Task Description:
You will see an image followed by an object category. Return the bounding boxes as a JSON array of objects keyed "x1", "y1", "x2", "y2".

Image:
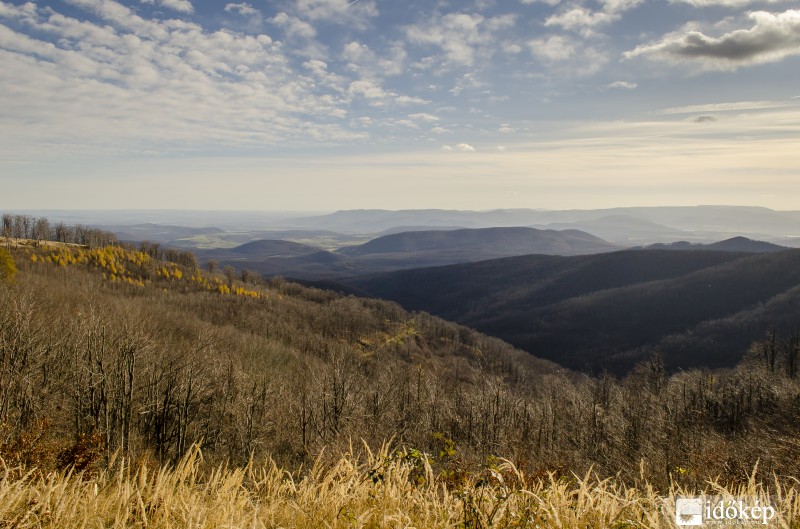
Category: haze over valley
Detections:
[{"x1": 5, "y1": 205, "x2": 800, "y2": 377}]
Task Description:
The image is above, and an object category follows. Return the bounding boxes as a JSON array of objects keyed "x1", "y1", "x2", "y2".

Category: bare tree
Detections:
[
  {"x1": 32, "y1": 218, "x2": 51, "y2": 246},
  {"x1": 223, "y1": 265, "x2": 237, "y2": 288},
  {"x1": 784, "y1": 330, "x2": 799, "y2": 379}
]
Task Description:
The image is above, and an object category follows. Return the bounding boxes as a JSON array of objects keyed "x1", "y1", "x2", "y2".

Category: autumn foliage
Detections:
[
  {"x1": 0, "y1": 247, "x2": 16, "y2": 284},
  {"x1": 0, "y1": 239, "x2": 797, "y2": 490}
]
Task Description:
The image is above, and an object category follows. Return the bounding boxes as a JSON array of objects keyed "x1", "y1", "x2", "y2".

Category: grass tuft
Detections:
[{"x1": 1, "y1": 445, "x2": 797, "y2": 528}]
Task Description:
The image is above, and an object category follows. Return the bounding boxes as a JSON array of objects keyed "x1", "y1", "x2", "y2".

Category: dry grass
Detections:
[
  {"x1": 0, "y1": 237, "x2": 82, "y2": 250},
  {"x1": 1, "y1": 445, "x2": 797, "y2": 529}
]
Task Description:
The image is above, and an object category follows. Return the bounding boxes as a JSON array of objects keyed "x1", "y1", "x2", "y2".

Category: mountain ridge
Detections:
[{"x1": 343, "y1": 248, "x2": 800, "y2": 373}]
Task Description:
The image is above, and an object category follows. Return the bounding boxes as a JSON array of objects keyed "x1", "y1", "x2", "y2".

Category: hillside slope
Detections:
[
  {"x1": 2, "y1": 241, "x2": 800, "y2": 488},
  {"x1": 345, "y1": 249, "x2": 800, "y2": 373},
  {"x1": 1, "y1": 242, "x2": 560, "y2": 467}
]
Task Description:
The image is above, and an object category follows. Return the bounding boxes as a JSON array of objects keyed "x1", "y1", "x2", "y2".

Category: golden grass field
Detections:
[{"x1": 1, "y1": 445, "x2": 798, "y2": 529}]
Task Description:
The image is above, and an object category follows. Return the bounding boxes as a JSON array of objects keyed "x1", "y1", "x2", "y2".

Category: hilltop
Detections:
[{"x1": 337, "y1": 227, "x2": 617, "y2": 258}]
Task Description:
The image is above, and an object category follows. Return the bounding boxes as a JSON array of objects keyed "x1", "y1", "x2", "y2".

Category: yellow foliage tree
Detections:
[{"x1": 0, "y1": 248, "x2": 17, "y2": 284}]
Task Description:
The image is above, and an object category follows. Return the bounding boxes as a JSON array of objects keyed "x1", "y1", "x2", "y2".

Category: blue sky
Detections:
[{"x1": 1, "y1": 0, "x2": 798, "y2": 211}]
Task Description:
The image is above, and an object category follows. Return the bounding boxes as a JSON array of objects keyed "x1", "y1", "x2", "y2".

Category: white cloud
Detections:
[
  {"x1": 545, "y1": 8, "x2": 618, "y2": 30},
  {"x1": 395, "y1": 94, "x2": 430, "y2": 105},
  {"x1": 160, "y1": 0, "x2": 193, "y2": 14},
  {"x1": 270, "y1": 12, "x2": 317, "y2": 39},
  {"x1": 544, "y1": 0, "x2": 643, "y2": 32},
  {"x1": 394, "y1": 119, "x2": 419, "y2": 128},
  {"x1": 409, "y1": 112, "x2": 439, "y2": 122},
  {"x1": 670, "y1": 0, "x2": 791, "y2": 6},
  {"x1": 528, "y1": 36, "x2": 609, "y2": 75},
  {"x1": 405, "y1": 12, "x2": 517, "y2": 67},
  {"x1": 225, "y1": 3, "x2": 260, "y2": 17},
  {"x1": 268, "y1": 11, "x2": 328, "y2": 57},
  {"x1": 141, "y1": 0, "x2": 194, "y2": 14},
  {"x1": 658, "y1": 100, "x2": 794, "y2": 114},
  {"x1": 292, "y1": 0, "x2": 378, "y2": 29},
  {"x1": 607, "y1": 81, "x2": 638, "y2": 89},
  {"x1": 346, "y1": 79, "x2": 427, "y2": 107},
  {"x1": 0, "y1": 0, "x2": 438, "y2": 157},
  {"x1": 520, "y1": 0, "x2": 561, "y2": 5},
  {"x1": 342, "y1": 40, "x2": 407, "y2": 78},
  {"x1": 529, "y1": 35, "x2": 576, "y2": 61},
  {"x1": 302, "y1": 59, "x2": 347, "y2": 92},
  {"x1": 624, "y1": 10, "x2": 800, "y2": 71},
  {"x1": 441, "y1": 143, "x2": 476, "y2": 152},
  {"x1": 348, "y1": 79, "x2": 390, "y2": 101}
]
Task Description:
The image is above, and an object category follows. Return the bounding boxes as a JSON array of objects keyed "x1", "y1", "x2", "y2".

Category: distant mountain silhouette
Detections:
[
  {"x1": 343, "y1": 249, "x2": 800, "y2": 374},
  {"x1": 535, "y1": 214, "x2": 687, "y2": 243},
  {"x1": 196, "y1": 228, "x2": 619, "y2": 279},
  {"x1": 95, "y1": 223, "x2": 225, "y2": 244},
  {"x1": 196, "y1": 239, "x2": 327, "y2": 271},
  {"x1": 223, "y1": 239, "x2": 322, "y2": 257},
  {"x1": 338, "y1": 227, "x2": 618, "y2": 258},
  {"x1": 375, "y1": 225, "x2": 465, "y2": 236},
  {"x1": 643, "y1": 236, "x2": 787, "y2": 253},
  {"x1": 289, "y1": 206, "x2": 800, "y2": 242}
]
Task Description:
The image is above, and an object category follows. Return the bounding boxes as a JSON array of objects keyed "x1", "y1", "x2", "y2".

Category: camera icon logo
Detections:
[{"x1": 676, "y1": 498, "x2": 703, "y2": 526}]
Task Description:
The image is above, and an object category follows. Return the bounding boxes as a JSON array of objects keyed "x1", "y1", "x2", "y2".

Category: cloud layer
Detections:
[
  {"x1": 625, "y1": 10, "x2": 800, "y2": 70},
  {"x1": 0, "y1": 0, "x2": 798, "y2": 212}
]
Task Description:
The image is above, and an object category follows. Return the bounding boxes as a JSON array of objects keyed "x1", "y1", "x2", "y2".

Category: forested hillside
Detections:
[
  {"x1": 347, "y1": 249, "x2": 800, "y2": 373},
  {"x1": 1, "y1": 237, "x2": 799, "y2": 491}
]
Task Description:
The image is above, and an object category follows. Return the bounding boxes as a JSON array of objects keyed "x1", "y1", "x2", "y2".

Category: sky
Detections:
[{"x1": 0, "y1": 0, "x2": 798, "y2": 211}]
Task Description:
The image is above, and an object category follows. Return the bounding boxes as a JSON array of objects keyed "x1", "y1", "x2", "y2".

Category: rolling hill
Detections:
[
  {"x1": 337, "y1": 227, "x2": 618, "y2": 258},
  {"x1": 344, "y1": 248, "x2": 800, "y2": 373},
  {"x1": 194, "y1": 227, "x2": 620, "y2": 279},
  {"x1": 201, "y1": 239, "x2": 323, "y2": 258}
]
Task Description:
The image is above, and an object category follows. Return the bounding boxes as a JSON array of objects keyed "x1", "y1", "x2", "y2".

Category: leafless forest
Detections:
[{"x1": 1, "y1": 215, "x2": 798, "y2": 494}]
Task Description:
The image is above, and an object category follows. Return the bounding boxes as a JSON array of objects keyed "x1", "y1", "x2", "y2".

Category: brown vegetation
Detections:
[
  {"x1": 0, "y1": 239, "x2": 797, "y2": 489},
  {"x1": 1, "y1": 445, "x2": 797, "y2": 528}
]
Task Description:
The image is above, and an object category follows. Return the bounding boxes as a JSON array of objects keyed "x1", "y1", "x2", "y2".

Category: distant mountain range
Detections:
[
  {"x1": 642, "y1": 236, "x2": 788, "y2": 253},
  {"x1": 342, "y1": 248, "x2": 800, "y2": 374},
  {"x1": 196, "y1": 227, "x2": 620, "y2": 278},
  {"x1": 534, "y1": 214, "x2": 688, "y2": 244},
  {"x1": 84, "y1": 206, "x2": 800, "y2": 251},
  {"x1": 289, "y1": 206, "x2": 800, "y2": 244}
]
